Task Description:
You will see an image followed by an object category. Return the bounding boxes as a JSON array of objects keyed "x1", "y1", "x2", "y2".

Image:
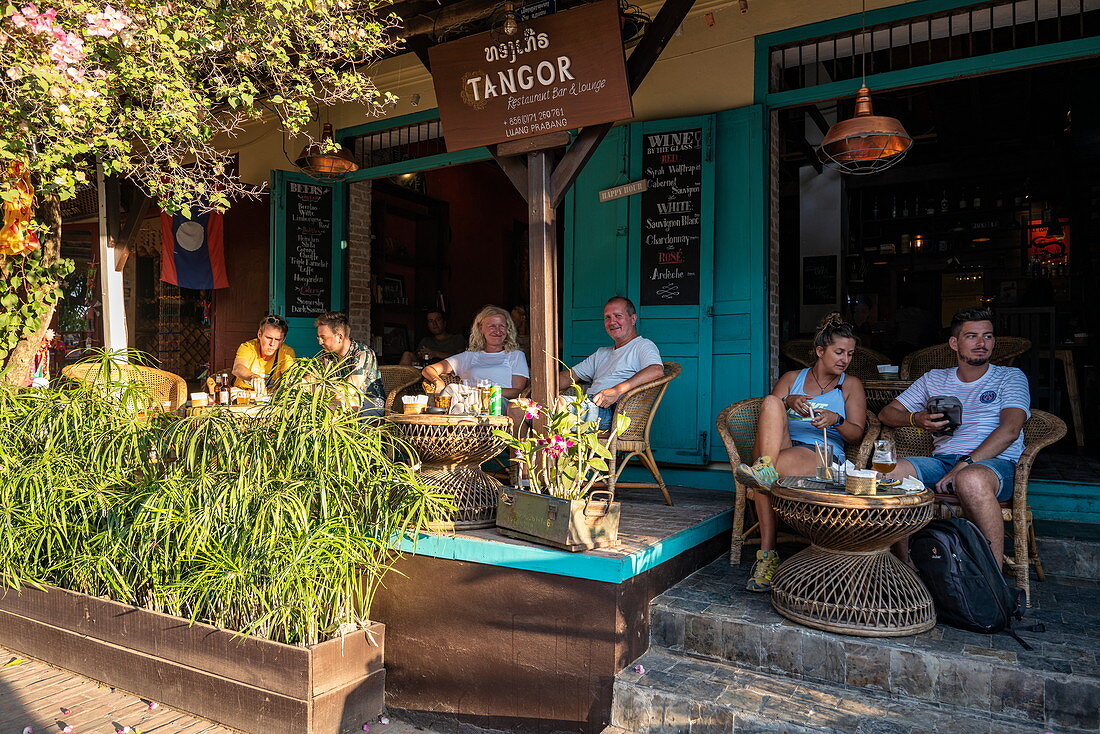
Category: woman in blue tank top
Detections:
[{"x1": 735, "y1": 313, "x2": 868, "y2": 592}]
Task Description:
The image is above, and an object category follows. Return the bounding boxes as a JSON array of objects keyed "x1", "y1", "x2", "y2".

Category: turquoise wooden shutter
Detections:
[
  {"x1": 629, "y1": 115, "x2": 715, "y2": 464},
  {"x1": 269, "y1": 170, "x2": 347, "y2": 357},
  {"x1": 710, "y1": 105, "x2": 768, "y2": 460}
]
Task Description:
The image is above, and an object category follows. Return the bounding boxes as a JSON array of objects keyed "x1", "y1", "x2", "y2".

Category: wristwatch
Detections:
[
  {"x1": 959, "y1": 454, "x2": 974, "y2": 465},
  {"x1": 833, "y1": 414, "x2": 844, "y2": 427}
]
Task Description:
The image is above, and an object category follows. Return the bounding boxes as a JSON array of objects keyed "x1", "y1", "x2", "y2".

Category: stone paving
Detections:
[{"x1": 612, "y1": 544, "x2": 1100, "y2": 734}]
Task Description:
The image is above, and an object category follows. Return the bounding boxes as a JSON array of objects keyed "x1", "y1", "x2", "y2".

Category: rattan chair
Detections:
[
  {"x1": 881, "y1": 409, "x2": 1066, "y2": 603},
  {"x1": 899, "y1": 336, "x2": 1031, "y2": 381},
  {"x1": 604, "y1": 362, "x2": 681, "y2": 506},
  {"x1": 62, "y1": 362, "x2": 188, "y2": 410},
  {"x1": 780, "y1": 339, "x2": 892, "y2": 382},
  {"x1": 716, "y1": 397, "x2": 879, "y2": 565},
  {"x1": 380, "y1": 365, "x2": 423, "y2": 413}
]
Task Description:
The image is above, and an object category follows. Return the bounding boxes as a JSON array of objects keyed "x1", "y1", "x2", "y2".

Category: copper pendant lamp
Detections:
[
  {"x1": 295, "y1": 122, "x2": 359, "y2": 177},
  {"x1": 817, "y1": 86, "x2": 913, "y2": 175}
]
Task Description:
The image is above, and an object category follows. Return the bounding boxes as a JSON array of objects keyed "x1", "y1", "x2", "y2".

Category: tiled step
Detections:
[
  {"x1": 614, "y1": 648, "x2": 1075, "y2": 734},
  {"x1": 649, "y1": 559, "x2": 1100, "y2": 731}
]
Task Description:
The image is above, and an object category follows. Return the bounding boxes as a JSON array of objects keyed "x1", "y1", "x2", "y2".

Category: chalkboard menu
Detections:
[
  {"x1": 640, "y1": 128, "x2": 702, "y2": 306},
  {"x1": 283, "y1": 180, "x2": 334, "y2": 318}
]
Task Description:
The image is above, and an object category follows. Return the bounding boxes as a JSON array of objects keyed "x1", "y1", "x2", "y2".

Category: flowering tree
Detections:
[{"x1": 0, "y1": 0, "x2": 401, "y2": 382}]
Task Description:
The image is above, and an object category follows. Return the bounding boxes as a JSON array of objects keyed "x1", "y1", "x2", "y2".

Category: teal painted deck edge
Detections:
[{"x1": 398, "y1": 509, "x2": 732, "y2": 583}]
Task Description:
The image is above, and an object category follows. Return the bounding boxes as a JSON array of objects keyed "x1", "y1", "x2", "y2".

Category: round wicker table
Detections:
[
  {"x1": 385, "y1": 413, "x2": 511, "y2": 531},
  {"x1": 769, "y1": 477, "x2": 936, "y2": 637}
]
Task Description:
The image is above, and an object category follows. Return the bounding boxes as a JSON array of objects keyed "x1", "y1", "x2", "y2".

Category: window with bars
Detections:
[
  {"x1": 769, "y1": 0, "x2": 1100, "y2": 94},
  {"x1": 347, "y1": 117, "x2": 448, "y2": 168}
]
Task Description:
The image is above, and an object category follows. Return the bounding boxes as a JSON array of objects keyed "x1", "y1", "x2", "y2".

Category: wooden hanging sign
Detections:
[{"x1": 428, "y1": 0, "x2": 633, "y2": 152}]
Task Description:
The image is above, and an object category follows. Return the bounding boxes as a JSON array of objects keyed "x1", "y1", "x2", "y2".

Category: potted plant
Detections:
[
  {"x1": 0, "y1": 350, "x2": 451, "y2": 733},
  {"x1": 492, "y1": 386, "x2": 629, "y2": 551}
]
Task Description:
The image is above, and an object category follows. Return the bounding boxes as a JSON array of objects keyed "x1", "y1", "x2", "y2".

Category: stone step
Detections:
[
  {"x1": 649, "y1": 558, "x2": 1100, "y2": 731},
  {"x1": 614, "y1": 648, "x2": 1080, "y2": 734},
  {"x1": 1037, "y1": 534, "x2": 1100, "y2": 584}
]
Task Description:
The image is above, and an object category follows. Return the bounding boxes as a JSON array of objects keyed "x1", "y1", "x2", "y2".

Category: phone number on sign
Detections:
[{"x1": 506, "y1": 108, "x2": 566, "y2": 126}]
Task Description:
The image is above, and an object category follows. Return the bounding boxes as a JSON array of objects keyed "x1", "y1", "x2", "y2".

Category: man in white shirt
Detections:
[
  {"x1": 878, "y1": 308, "x2": 1030, "y2": 564},
  {"x1": 558, "y1": 297, "x2": 664, "y2": 430}
]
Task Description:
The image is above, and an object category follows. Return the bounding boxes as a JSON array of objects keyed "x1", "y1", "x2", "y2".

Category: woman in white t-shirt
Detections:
[{"x1": 422, "y1": 305, "x2": 530, "y2": 398}]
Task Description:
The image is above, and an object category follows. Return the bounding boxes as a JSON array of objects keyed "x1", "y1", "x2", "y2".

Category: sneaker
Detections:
[
  {"x1": 735, "y1": 456, "x2": 779, "y2": 490},
  {"x1": 747, "y1": 549, "x2": 780, "y2": 592}
]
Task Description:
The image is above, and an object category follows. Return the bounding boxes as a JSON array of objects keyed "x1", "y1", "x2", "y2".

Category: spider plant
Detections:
[{"x1": 0, "y1": 350, "x2": 451, "y2": 646}]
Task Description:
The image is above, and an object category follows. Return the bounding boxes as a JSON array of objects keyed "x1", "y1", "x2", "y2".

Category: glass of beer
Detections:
[{"x1": 872, "y1": 439, "x2": 897, "y2": 478}]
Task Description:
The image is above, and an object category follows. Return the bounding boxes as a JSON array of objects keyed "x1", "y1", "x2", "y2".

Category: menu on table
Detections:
[
  {"x1": 640, "y1": 128, "x2": 702, "y2": 307},
  {"x1": 284, "y1": 181, "x2": 334, "y2": 318}
]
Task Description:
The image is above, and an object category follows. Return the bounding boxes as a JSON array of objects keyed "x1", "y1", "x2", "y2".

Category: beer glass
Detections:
[{"x1": 872, "y1": 439, "x2": 897, "y2": 478}]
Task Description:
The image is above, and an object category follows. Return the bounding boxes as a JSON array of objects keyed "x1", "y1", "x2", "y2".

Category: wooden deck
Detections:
[{"x1": 0, "y1": 645, "x2": 234, "y2": 734}]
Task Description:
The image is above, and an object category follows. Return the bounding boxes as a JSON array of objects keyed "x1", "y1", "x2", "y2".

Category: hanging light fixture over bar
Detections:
[
  {"x1": 295, "y1": 123, "x2": 359, "y2": 177},
  {"x1": 817, "y1": 86, "x2": 913, "y2": 175}
]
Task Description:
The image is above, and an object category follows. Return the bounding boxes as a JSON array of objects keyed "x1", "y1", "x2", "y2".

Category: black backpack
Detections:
[{"x1": 909, "y1": 518, "x2": 1030, "y2": 644}]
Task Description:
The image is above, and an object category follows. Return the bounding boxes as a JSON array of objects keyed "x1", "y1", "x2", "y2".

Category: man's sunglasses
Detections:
[{"x1": 262, "y1": 315, "x2": 288, "y2": 330}]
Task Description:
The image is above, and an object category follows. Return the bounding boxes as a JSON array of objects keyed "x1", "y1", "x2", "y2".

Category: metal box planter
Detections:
[{"x1": 496, "y1": 487, "x2": 620, "y2": 551}]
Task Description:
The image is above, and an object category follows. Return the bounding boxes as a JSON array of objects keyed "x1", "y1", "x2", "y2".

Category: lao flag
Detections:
[{"x1": 160, "y1": 210, "x2": 229, "y2": 289}]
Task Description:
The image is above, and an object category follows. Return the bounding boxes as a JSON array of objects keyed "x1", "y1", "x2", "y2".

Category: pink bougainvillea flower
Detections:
[
  {"x1": 633, "y1": 664, "x2": 645, "y2": 674},
  {"x1": 86, "y1": 5, "x2": 133, "y2": 36},
  {"x1": 61, "y1": 707, "x2": 73, "y2": 715},
  {"x1": 147, "y1": 701, "x2": 158, "y2": 710}
]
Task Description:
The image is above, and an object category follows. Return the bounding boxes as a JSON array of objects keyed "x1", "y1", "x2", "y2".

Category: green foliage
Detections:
[
  {"x1": 493, "y1": 385, "x2": 629, "y2": 501},
  {"x1": 0, "y1": 245, "x2": 73, "y2": 364},
  {"x1": 0, "y1": 350, "x2": 451, "y2": 645},
  {"x1": 0, "y1": 0, "x2": 400, "y2": 212}
]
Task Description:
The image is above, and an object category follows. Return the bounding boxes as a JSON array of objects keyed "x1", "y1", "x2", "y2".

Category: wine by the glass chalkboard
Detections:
[
  {"x1": 640, "y1": 128, "x2": 702, "y2": 306},
  {"x1": 284, "y1": 181, "x2": 334, "y2": 318}
]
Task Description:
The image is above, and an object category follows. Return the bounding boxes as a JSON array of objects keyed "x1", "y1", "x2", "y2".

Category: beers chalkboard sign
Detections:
[
  {"x1": 283, "y1": 180, "x2": 334, "y2": 318},
  {"x1": 640, "y1": 128, "x2": 702, "y2": 306}
]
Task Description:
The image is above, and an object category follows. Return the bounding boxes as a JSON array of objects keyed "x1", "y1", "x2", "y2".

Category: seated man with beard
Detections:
[{"x1": 878, "y1": 307, "x2": 1030, "y2": 565}]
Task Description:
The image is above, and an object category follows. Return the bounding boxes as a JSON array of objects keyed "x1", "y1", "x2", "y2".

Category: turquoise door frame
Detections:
[
  {"x1": 753, "y1": 0, "x2": 1100, "y2": 108},
  {"x1": 269, "y1": 169, "x2": 347, "y2": 357}
]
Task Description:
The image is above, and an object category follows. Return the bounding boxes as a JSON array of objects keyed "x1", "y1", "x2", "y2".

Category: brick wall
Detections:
[{"x1": 347, "y1": 180, "x2": 372, "y2": 344}]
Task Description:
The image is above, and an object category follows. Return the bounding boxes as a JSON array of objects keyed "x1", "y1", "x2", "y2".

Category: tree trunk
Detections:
[{"x1": 1, "y1": 192, "x2": 63, "y2": 386}]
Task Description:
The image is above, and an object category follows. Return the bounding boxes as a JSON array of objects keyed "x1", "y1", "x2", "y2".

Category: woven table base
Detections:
[
  {"x1": 420, "y1": 465, "x2": 502, "y2": 530},
  {"x1": 771, "y1": 546, "x2": 935, "y2": 637}
]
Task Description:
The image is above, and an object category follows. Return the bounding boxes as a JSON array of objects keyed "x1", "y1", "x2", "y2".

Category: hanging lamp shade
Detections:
[
  {"x1": 295, "y1": 123, "x2": 359, "y2": 176},
  {"x1": 818, "y1": 87, "x2": 913, "y2": 175}
]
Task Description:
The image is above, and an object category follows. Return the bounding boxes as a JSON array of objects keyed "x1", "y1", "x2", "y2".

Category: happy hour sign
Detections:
[{"x1": 428, "y1": 0, "x2": 633, "y2": 152}]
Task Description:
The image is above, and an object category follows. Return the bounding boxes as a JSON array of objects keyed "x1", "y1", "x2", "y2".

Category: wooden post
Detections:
[
  {"x1": 96, "y1": 162, "x2": 128, "y2": 352},
  {"x1": 527, "y1": 149, "x2": 559, "y2": 407}
]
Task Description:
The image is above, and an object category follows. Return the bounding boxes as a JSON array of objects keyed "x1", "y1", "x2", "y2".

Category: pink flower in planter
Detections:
[
  {"x1": 514, "y1": 398, "x2": 540, "y2": 420},
  {"x1": 541, "y1": 435, "x2": 575, "y2": 458},
  {"x1": 146, "y1": 701, "x2": 158, "y2": 711},
  {"x1": 633, "y1": 664, "x2": 645, "y2": 675}
]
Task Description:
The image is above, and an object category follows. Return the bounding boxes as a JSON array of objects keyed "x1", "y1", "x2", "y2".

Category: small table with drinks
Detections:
[
  {"x1": 768, "y1": 475, "x2": 936, "y2": 637},
  {"x1": 385, "y1": 412, "x2": 512, "y2": 530}
]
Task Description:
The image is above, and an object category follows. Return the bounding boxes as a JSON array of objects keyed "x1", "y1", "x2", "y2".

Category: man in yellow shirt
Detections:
[{"x1": 232, "y1": 315, "x2": 297, "y2": 389}]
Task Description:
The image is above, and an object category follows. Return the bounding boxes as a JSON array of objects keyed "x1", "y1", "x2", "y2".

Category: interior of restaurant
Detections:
[
  {"x1": 367, "y1": 161, "x2": 530, "y2": 364},
  {"x1": 776, "y1": 57, "x2": 1100, "y2": 479}
]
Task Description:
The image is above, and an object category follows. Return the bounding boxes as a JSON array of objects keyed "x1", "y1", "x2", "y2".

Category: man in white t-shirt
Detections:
[
  {"x1": 558, "y1": 297, "x2": 664, "y2": 430},
  {"x1": 878, "y1": 308, "x2": 1030, "y2": 564}
]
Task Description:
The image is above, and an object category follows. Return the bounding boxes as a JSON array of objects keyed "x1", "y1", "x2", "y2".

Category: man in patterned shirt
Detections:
[
  {"x1": 315, "y1": 311, "x2": 385, "y2": 417},
  {"x1": 879, "y1": 307, "x2": 1030, "y2": 564}
]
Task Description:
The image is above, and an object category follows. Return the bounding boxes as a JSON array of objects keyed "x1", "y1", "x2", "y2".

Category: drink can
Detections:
[{"x1": 489, "y1": 385, "x2": 503, "y2": 415}]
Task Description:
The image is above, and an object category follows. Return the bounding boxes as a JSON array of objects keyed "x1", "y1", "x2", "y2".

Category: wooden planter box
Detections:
[
  {"x1": 496, "y1": 486, "x2": 621, "y2": 551},
  {"x1": 0, "y1": 583, "x2": 385, "y2": 734}
]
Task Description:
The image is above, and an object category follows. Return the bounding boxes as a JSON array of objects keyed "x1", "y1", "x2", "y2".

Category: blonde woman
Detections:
[{"x1": 422, "y1": 305, "x2": 530, "y2": 398}]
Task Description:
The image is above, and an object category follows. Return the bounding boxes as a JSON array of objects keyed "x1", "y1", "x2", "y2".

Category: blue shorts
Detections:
[
  {"x1": 596, "y1": 405, "x2": 613, "y2": 431},
  {"x1": 906, "y1": 454, "x2": 1016, "y2": 501},
  {"x1": 790, "y1": 439, "x2": 845, "y2": 458}
]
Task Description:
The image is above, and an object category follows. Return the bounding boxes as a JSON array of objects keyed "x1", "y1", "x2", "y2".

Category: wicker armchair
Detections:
[
  {"x1": 881, "y1": 409, "x2": 1066, "y2": 604},
  {"x1": 780, "y1": 339, "x2": 892, "y2": 382},
  {"x1": 899, "y1": 336, "x2": 1031, "y2": 381},
  {"x1": 716, "y1": 397, "x2": 879, "y2": 565},
  {"x1": 604, "y1": 362, "x2": 681, "y2": 506},
  {"x1": 380, "y1": 365, "x2": 423, "y2": 413},
  {"x1": 62, "y1": 362, "x2": 188, "y2": 410}
]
